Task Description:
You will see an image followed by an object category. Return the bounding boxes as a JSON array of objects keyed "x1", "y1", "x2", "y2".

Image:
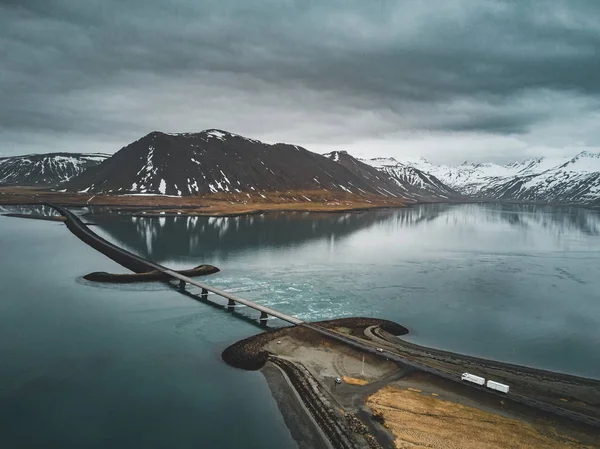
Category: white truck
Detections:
[
  {"x1": 486, "y1": 380, "x2": 510, "y2": 394},
  {"x1": 461, "y1": 372, "x2": 485, "y2": 385}
]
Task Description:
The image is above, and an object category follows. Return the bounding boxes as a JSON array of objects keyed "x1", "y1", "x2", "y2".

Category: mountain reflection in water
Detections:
[{"x1": 72, "y1": 203, "x2": 600, "y2": 261}]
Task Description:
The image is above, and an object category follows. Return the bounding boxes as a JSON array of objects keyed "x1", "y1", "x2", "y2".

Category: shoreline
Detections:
[
  {"x1": 0, "y1": 187, "x2": 412, "y2": 216},
  {"x1": 3, "y1": 200, "x2": 596, "y2": 224},
  {"x1": 222, "y1": 317, "x2": 600, "y2": 449},
  {"x1": 3, "y1": 183, "x2": 599, "y2": 220},
  {"x1": 2, "y1": 201, "x2": 410, "y2": 216},
  {"x1": 262, "y1": 361, "x2": 335, "y2": 449},
  {"x1": 10, "y1": 186, "x2": 597, "y2": 218}
]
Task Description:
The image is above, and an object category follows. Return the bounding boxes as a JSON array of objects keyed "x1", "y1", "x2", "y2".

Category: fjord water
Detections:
[
  {"x1": 0, "y1": 213, "x2": 297, "y2": 449},
  {"x1": 1, "y1": 204, "x2": 599, "y2": 447}
]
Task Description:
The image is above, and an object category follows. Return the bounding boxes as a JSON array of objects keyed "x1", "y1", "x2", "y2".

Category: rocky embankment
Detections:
[
  {"x1": 221, "y1": 317, "x2": 407, "y2": 370},
  {"x1": 271, "y1": 357, "x2": 365, "y2": 449}
]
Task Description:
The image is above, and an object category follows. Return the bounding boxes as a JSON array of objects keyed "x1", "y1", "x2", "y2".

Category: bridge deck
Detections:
[
  {"x1": 165, "y1": 270, "x2": 303, "y2": 324},
  {"x1": 45, "y1": 202, "x2": 303, "y2": 325}
]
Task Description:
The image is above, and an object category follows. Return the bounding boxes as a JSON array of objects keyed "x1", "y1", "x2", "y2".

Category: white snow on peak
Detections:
[
  {"x1": 363, "y1": 157, "x2": 400, "y2": 168},
  {"x1": 361, "y1": 150, "x2": 600, "y2": 204},
  {"x1": 324, "y1": 150, "x2": 351, "y2": 163},
  {"x1": 201, "y1": 129, "x2": 263, "y2": 144},
  {"x1": 558, "y1": 151, "x2": 600, "y2": 173},
  {"x1": 504, "y1": 156, "x2": 576, "y2": 176},
  {"x1": 207, "y1": 130, "x2": 227, "y2": 140},
  {"x1": 363, "y1": 155, "x2": 567, "y2": 195},
  {"x1": 152, "y1": 129, "x2": 268, "y2": 145}
]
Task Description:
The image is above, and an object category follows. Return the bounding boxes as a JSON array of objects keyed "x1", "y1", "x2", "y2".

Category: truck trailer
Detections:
[
  {"x1": 461, "y1": 373, "x2": 485, "y2": 385},
  {"x1": 486, "y1": 380, "x2": 510, "y2": 394}
]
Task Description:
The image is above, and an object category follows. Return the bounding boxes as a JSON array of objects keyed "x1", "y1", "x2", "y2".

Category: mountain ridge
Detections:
[
  {"x1": 326, "y1": 151, "x2": 461, "y2": 201},
  {"x1": 0, "y1": 152, "x2": 108, "y2": 186},
  {"x1": 361, "y1": 151, "x2": 600, "y2": 206},
  {"x1": 2, "y1": 129, "x2": 598, "y2": 207}
]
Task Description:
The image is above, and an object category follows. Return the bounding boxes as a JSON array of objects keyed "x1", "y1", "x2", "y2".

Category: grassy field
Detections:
[
  {"x1": 0, "y1": 187, "x2": 408, "y2": 215},
  {"x1": 367, "y1": 386, "x2": 597, "y2": 449}
]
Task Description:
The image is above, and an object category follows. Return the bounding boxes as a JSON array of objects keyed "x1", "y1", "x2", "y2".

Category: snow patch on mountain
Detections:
[
  {"x1": 65, "y1": 130, "x2": 403, "y2": 197},
  {"x1": 325, "y1": 150, "x2": 460, "y2": 201},
  {"x1": 0, "y1": 153, "x2": 109, "y2": 186}
]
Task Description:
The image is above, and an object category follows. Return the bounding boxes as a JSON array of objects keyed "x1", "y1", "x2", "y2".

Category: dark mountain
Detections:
[
  {"x1": 325, "y1": 150, "x2": 462, "y2": 201},
  {"x1": 0, "y1": 153, "x2": 108, "y2": 186},
  {"x1": 64, "y1": 130, "x2": 405, "y2": 197}
]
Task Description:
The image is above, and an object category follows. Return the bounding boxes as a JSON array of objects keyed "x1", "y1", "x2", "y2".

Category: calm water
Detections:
[{"x1": 1, "y1": 203, "x2": 599, "y2": 447}]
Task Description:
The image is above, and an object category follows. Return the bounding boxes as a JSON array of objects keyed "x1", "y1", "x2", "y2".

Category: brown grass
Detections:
[
  {"x1": 0, "y1": 187, "x2": 408, "y2": 216},
  {"x1": 367, "y1": 386, "x2": 595, "y2": 449}
]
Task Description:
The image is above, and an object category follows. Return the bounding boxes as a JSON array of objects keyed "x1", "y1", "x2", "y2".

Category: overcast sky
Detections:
[{"x1": 2, "y1": 0, "x2": 600, "y2": 164}]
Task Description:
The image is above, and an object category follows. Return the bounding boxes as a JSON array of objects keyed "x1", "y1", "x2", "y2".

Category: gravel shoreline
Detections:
[
  {"x1": 222, "y1": 318, "x2": 406, "y2": 449},
  {"x1": 221, "y1": 317, "x2": 407, "y2": 371}
]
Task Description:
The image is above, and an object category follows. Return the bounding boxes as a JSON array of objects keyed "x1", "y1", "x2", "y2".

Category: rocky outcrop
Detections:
[{"x1": 83, "y1": 264, "x2": 219, "y2": 283}]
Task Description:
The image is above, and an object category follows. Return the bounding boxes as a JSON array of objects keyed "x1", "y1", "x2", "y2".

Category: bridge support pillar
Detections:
[
  {"x1": 226, "y1": 298, "x2": 235, "y2": 312},
  {"x1": 201, "y1": 288, "x2": 208, "y2": 300},
  {"x1": 260, "y1": 311, "x2": 268, "y2": 321},
  {"x1": 179, "y1": 280, "x2": 186, "y2": 290}
]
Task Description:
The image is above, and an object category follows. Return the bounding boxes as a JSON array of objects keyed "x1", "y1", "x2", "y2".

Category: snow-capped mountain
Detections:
[
  {"x1": 0, "y1": 153, "x2": 108, "y2": 186},
  {"x1": 64, "y1": 130, "x2": 411, "y2": 198},
  {"x1": 365, "y1": 157, "x2": 526, "y2": 195},
  {"x1": 7, "y1": 131, "x2": 596, "y2": 207},
  {"x1": 377, "y1": 165, "x2": 461, "y2": 200},
  {"x1": 326, "y1": 151, "x2": 460, "y2": 201},
  {"x1": 482, "y1": 152, "x2": 600, "y2": 204},
  {"x1": 362, "y1": 151, "x2": 600, "y2": 206}
]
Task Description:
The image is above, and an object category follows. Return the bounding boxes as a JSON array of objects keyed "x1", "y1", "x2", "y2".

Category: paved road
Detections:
[
  {"x1": 304, "y1": 323, "x2": 600, "y2": 429},
  {"x1": 47, "y1": 202, "x2": 599, "y2": 429}
]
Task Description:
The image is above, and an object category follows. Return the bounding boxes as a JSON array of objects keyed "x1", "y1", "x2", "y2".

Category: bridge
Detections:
[
  {"x1": 44, "y1": 202, "x2": 600, "y2": 429},
  {"x1": 45, "y1": 202, "x2": 302, "y2": 325}
]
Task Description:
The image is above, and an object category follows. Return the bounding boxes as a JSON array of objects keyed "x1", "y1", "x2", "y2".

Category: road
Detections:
[
  {"x1": 46, "y1": 202, "x2": 599, "y2": 429},
  {"x1": 304, "y1": 323, "x2": 600, "y2": 429}
]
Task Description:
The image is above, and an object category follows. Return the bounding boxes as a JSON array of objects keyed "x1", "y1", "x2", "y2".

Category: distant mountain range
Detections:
[
  {"x1": 324, "y1": 151, "x2": 460, "y2": 201},
  {"x1": 1, "y1": 129, "x2": 598, "y2": 207},
  {"x1": 0, "y1": 153, "x2": 108, "y2": 186},
  {"x1": 62, "y1": 130, "x2": 459, "y2": 201},
  {"x1": 361, "y1": 152, "x2": 600, "y2": 207}
]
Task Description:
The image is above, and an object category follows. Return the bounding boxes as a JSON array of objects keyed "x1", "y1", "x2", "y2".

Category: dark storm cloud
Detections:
[
  {"x1": 440, "y1": 113, "x2": 539, "y2": 135},
  {"x1": 1, "y1": 0, "x2": 600, "y2": 161}
]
